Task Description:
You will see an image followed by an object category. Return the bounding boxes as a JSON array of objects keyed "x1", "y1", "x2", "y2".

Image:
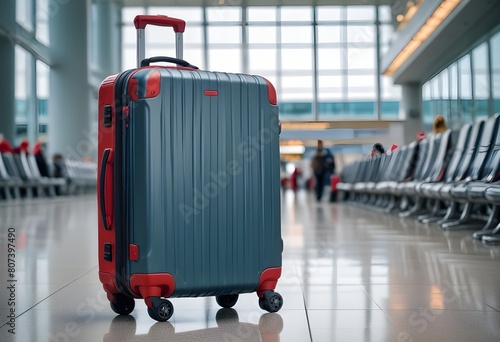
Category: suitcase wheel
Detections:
[
  {"x1": 215, "y1": 294, "x2": 239, "y2": 308},
  {"x1": 109, "y1": 294, "x2": 135, "y2": 315},
  {"x1": 147, "y1": 298, "x2": 174, "y2": 322},
  {"x1": 259, "y1": 291, "x2": 283, "y2": 313}
]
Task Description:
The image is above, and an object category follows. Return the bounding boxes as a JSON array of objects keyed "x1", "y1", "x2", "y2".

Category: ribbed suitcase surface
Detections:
[{"x1": 124, "y1": 68, "x2": 282, "y2": 297}]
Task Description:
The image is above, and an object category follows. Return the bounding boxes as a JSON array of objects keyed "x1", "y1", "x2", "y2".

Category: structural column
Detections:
[
  {"x1": 0, "y1": 1, "x2": 16, "y2": 143},
  {"x1": 48, "y1": 0, "x2": 92, "y2": 160},
  {"x1": 400, "y1": 83, "x2": 423, "y2": 144},
  {"x1": 94, "y1": 0, "x2": 121, "y2": 78}
]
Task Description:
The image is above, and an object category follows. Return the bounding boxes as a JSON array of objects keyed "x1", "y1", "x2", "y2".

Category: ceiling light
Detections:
[
  {"x1": 280, "y1": 145, "x2": 306, "y2": 155},
  {"x1": 384, "y1": 0, "x2": 461, "y2": 76}
]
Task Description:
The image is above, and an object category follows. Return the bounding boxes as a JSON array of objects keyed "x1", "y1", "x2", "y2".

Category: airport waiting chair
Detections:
[
  {"x1": 440, "y1": 114, "x2": 500, "y2": 230},
  {"x1": 425, "y1": 119, "x2": 485, "y2": 224},
  {"x1": 27, "y1": 154, "x2": 67, "y2": 197},
  {"x1": 0, "y1": 153, "x2": 22, "y2": 200},
  {"x1": 482, "y1": 186, "x2": 500, "y2": 243},
  {"x1": 2, "y1": 152, "x2": 37, "y2": 198},
  {"x1": 418, "y1": 124, "x2": 472, "y2": 223}
]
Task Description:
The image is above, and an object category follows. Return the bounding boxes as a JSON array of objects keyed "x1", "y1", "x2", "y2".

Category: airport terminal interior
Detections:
[{"x1": 1, "y1": 0, "x2": 500, "y2": 341}]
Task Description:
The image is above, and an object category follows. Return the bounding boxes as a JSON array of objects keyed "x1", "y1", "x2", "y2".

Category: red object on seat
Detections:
[
  {"x1": 33, "y1": 140, "x2": 42, "y2": 155},
  {"x1": 0, "y1": 138, "x2": 14, "y2": 153},
  {"x1": 330, "y1": 175, "x2": 340, "y2": 192},
  {"x1": 13, "y1": 139, "x2": 29, "y2": 154}
]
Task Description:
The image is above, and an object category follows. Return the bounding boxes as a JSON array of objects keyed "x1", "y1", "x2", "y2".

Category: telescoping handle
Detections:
[{"x1": 134, "y1": 15, "x2": 186, "y2": 67}]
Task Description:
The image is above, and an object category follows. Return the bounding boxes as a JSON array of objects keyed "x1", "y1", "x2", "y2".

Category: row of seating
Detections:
[
  {"x1": 338, "y1": 113, "x2": 500, "y2": 243},
  {"x1": 0, "y1": 152, "x2": 96, "y2": 200}
]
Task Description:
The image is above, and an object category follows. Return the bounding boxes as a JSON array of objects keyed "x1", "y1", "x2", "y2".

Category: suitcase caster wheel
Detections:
[
  {"x1": 148, "y1": 299, "x2": 174, "y2": 322},
  {"x1": 110, "y1": 294, "x2": 135, "y2": 315},
  {"x1": 258, "y1": 298, "x2": 268, "y2": 311},
  {"x1": 260, "y1": 291, "x2": 283, "y2": 313},
  {"x1": 216, "y1": 294, "x2": 239, "y2": 308}
]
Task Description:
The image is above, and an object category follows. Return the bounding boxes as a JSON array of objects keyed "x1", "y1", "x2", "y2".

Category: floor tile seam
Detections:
[
  {"x1": 299, "y1": 283, "x2": 315, "y2": 342},
  {"x1": 376, "y1": 308, "x2": 497, "y2": 311},
  {"x1": 0, "y1": 195, "x2": 95, "y2": 208},
  {"x1": 360, "y1": 285, "x2": 400, "y2": 329},
  {"x1": 0, "y1": 266, "x2": 97, "y2": 329},
  {"x1": 304, "y1": 308, "x2": 385, "y2": 311},
  {"x1": 485, "y1": 304, "x2": 500, "y2": 312}
]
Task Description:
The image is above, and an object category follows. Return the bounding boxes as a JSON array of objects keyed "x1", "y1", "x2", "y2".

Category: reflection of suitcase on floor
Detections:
[
  {"x1": 103, "y1": 309, "x2": 284, "y2": 342},
  {"x1": 97, "y1": 15, "x2": 283, "y2": 322}
]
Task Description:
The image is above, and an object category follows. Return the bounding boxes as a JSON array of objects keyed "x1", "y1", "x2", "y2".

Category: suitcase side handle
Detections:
[
  {"x1": 140, "y1": 56, "x2": 198, "y2": 69},
  {"x1": 99, "y1": 148, "x2": 114, "y2": 230},
  {"x1": 134, "y1": 15, "x2": 185, "y2": 67}
]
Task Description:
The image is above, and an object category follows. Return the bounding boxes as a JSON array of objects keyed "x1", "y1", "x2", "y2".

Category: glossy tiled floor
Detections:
[{"x1": 1, "y1": 191, "x2": 500, "y2": 341}]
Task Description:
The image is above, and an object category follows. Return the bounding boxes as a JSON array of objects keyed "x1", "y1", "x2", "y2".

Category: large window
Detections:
[
  {"x1": 121, "y1": 5, "x2": 400, "y2": 121},
  {"x1": 422, "y1": 26, "x2": 500, "y2": 130},
  {"x1": 36, "y1": 0, "x2": 49, "y2": 45},
  {"x1": 472, "y1": 43, "x2": 489, "y2": 120},
  {"x1": 491, "y1": 31, "x2": 500, "y2": 113},
  {"x1": 122, "y1": 7, "x2": 205, "y2": 69},
  {"x1": 13, "y1": 0, "x2": 51, "y2": 143},
  {"x1": 15, "y1": 46, "x2": 31, "y2": 144},
  {"x1": 37, "y1": 61, "x2": 49, "y2": 135}
]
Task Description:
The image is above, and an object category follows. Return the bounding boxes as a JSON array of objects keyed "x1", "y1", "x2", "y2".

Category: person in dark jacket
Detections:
[
  {"x1": 33, "y1": 139, "x2": 50, "y2": 177},
  {"x1": 370, "y1": 143, "x2": 385, "y2": 158}
]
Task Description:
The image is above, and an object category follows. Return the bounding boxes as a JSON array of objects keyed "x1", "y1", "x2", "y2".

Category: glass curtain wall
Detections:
[
  {"x1": 15, "y1": 46, "x2": 31, "y2": 143},
  {"x1": 13, "y1": 0, "x2": 50, "y2": 144},
  {"x1": 493, "y1": 32, "x2": 500, "y2": 113},
  {"x1": 422, "y1": 27, "x2": 500, "y2": 131},
  {"x1": 121, "y1": 5, "x2": 400, "y2": 121}
]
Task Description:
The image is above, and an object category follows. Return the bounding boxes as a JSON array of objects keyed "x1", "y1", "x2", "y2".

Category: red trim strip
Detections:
[{"x1": 97, "y1": 74, "x2": 119, "y2": 300}]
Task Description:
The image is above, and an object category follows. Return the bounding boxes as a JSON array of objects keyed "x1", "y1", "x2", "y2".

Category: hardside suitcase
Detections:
[{"x1": 97, "y1": 15, "x2": 283, "y2": 322}]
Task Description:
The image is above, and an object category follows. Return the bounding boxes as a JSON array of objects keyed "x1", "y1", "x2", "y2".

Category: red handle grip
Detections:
[{"x1": 134, "y1": 15, "x2": 186, "y2": 33}]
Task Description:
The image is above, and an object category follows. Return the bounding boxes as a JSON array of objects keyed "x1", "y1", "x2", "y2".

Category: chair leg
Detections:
[
  {"x1": 418, "y1": 199, "x2": 440, "y2": 222},
  {"x1": 399, "y1": 197, "x2": 423, "y2": 218},
  {"x1": 436, "y1": 201, "x2": 459, "y2": 225},
  {"x1": 441, "y1": 202, "x2": 483, "y2": 230},
  {"x1": 482, "y1": 221, "x2": 500, "y2": 243}
]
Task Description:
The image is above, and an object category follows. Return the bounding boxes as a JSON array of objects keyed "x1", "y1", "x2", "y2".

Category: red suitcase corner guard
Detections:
[
  {"x1": 129, "y1": 273, "x2": 176, "y2": 304},
  {"x1": 99, "y1": 271, "x2": 119, "y2": 301},
  {"x1": 256, "y1": 267, "x2": 282, "y2": 298}
]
